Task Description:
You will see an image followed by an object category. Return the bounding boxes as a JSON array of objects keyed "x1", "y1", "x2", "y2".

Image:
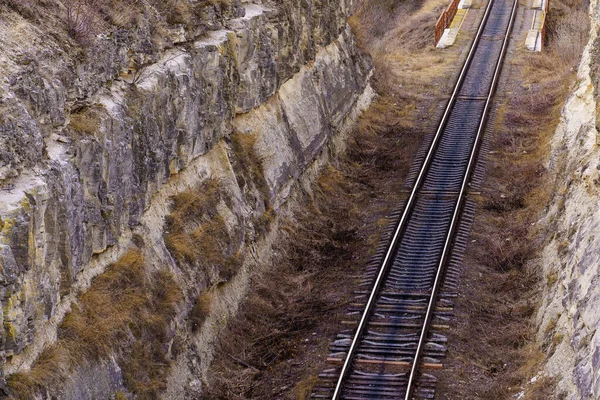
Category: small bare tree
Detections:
[{"x1": 65, "y1": 0, "x2": 96, "y2": 43}]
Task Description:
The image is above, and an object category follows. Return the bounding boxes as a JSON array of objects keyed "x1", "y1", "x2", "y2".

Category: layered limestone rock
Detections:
[
  {"x1": 0, "y1": 0, "x2": 373, "y2": 396},
  {"x1": 534, "y1": 1, "x2": 600, "y2": 397}
]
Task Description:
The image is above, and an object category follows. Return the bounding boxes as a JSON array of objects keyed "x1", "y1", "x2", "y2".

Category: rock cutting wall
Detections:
[
  {"x1": 0, "y1": 0, "x2": 373, "y2": 397},
  {"x1": 534, "y1": 1, "x2": 600, "y2": 398}
]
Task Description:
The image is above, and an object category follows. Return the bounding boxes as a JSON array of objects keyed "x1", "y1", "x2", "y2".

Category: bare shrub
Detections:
[{"x1": 65, "y1": 0, "x2": 96, "y2": 43}]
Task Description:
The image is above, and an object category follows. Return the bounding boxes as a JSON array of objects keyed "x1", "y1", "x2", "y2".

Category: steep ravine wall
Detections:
[
  {"x1": 534, "y1": 1, "x2": 600, "y2": 398},
  {"x1": 0, "y1": 0, "x2": 373, "y2": 397}
]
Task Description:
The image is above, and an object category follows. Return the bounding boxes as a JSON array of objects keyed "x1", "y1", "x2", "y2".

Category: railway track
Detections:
[{"x1": 311, "y1": 0, "x2": 518, "y2": 398}]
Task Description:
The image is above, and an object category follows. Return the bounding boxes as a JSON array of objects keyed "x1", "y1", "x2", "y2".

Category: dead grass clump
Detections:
[
  {"x1": 489, "y1": 235, "x2": 534, "y2": 273},
  {"x1": 165, "y1": 178, "x2": 224, "y2": 263},
  {"x1": 228, "y1": 131, "x2": 278, "y2": 240},
  {"x1": 254, "y1": 206, "x2": 275, "y2": 237},
  {"x1": 114, "y1": 391, "x2": 128, "y2": 400},
  {"x1": 67, "y1": 105, "x2": 104, "y2": 135},
  {"x1": 6, "y1": 347, "x2": 74, "y2": 400},
  {"x1": 229, "y1": 132, "x2": 270, "y2": 203},
  {"x1": 170, "y1": 178, "x2": 223, "y2": 223},
  {"x1": 60, "y1": 249, "x2": 147, "y2": 359},
  {"x1": 165, "y1": 178, "x2": 245, "y2": 282},
  {"x1": 205, "y1": 261, "x2": 339, "y2": 399},
  {"x1": 191, "y1": 216, "x2": 229, "y2": 257},
  {"x1": 295, "y1": 375, "x2": 318, "y2": 400},
  {"x1": 522, "y1": 375, "x2": 560, "y2": 399},
  {"x1": 7, "y1": 248, "x2": 183, "y2": 399},
  {"x1": 189, "y1": 290, "x2": 214, "y2": 332},
  {"x1": 121, "y1": 340, "x2": 171, "y2": 397}
]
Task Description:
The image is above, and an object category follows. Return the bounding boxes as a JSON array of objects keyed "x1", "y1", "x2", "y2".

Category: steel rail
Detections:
[
  {"x1": 404, "y1": 0, "x2": 519, "y2": 398},
  {"x1": 330, "y1": 1, "x2": 497, "y2": 398}
]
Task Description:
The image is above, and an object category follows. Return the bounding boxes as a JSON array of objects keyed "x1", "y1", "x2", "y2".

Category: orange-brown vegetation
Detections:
[
  {"x1": 165, "y1": 178, "x2": 243, "y2": 283},
  {"x1": 6, "y1": 249, "x2": 183, "y2": 399}
]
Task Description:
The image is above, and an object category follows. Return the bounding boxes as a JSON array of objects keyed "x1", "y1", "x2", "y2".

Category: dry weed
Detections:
[
  {"x1": 6, "y1": 249, "x2": 183, "y2": 399},
  {"x1": 164, "y1": 178, "x2": 244, "y2": 283}
]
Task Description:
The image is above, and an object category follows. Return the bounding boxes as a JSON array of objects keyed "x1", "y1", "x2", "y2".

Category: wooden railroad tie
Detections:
[{"x1": 326, "y1": 357, "x2": 443, "y2": 369}]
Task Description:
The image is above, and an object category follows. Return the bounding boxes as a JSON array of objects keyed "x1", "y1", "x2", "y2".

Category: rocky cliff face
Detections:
[
  {"x1": 534, "y1": 1, "x2": 600, "y2": 397},
  {"x1": 0, "y1": 0, "x2": 373, "y2": 397}
]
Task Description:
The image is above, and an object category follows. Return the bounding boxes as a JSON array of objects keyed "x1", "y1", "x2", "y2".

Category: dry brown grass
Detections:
[
  {"x1": 350, "y1": 0, "x2": 451, "y2": 93},
  {"x1": 203, "y1": 93, "x2": 435, "y2": 397},
  {"x1": 545, "y1": 2, "x2": 589, "y2": 67},
  {"x1": 67, "y1": 105, "x2": 104, "y2": 135},
  {"x1": 6, "y1": 249, "x2": 183, "y2": 399},
  {"x1": 189, "y1": 289, "x2": 215, "y2": 332},
  {"x1": 228, "y1": 132, "x2": 271, "y2": 205},
  {"x1": 165, "y1": 178, "x2": 244, "y2": 283},
  {"x1": 114, "y1": 391, "x2": 128, "y2": 400},
  {"x1": 294, "y1": 375, "x2": 318, "y2": 400},
  {"x1": 227, "y1": 131, "x2": 278, "y2": 240}
]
